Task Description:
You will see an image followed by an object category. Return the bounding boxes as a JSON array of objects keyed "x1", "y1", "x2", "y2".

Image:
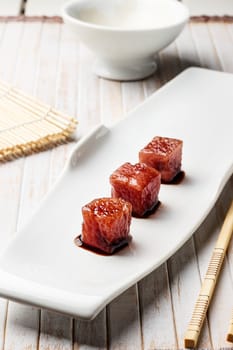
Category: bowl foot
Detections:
[{"x1": 93, "y1": 59, "x2": 157, "y2": 81}]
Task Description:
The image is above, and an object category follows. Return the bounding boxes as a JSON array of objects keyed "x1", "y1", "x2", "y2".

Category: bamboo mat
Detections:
[
  {"x1": 0, "y1": 15, "x2": 233, "y2": 350},
  {"x1": 0, "y1": 72, "x2": 77, "y2": 162}
]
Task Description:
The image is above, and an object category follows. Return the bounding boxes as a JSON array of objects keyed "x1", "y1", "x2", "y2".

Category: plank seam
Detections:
[
  {"x1": 106, "y1": 305, "x2": 111, "y2": 350},
  {"x1": 226, "y1": 20, "x2": 233, "y2": 44},
  {"x1": 136, "y1": 283, "x2": 144, "y2": 350},
  {"x1": 165, "y1": 262, "x2": 179, "y2": 349},
  {"x1": 2, "y1": 302, "x2": 9, "y2": 350},
  {"x1": 36, "y1": 309, "x2": 41, "y2": 350}
]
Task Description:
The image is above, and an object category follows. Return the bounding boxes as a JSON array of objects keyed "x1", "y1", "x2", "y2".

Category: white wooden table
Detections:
[{"x1": 0, "y1": 4, "x2": 233, "y2": 350}]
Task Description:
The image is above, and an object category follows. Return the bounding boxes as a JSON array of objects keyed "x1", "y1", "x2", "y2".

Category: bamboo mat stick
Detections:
[
  {"x1": 227, "y1": 310, "x2": 233, "y2": 343},
  {"x1": 184, "y1": 200, "x2": 233, "y2": 348}
]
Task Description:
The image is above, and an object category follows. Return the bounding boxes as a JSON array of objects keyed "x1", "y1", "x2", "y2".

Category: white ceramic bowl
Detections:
[{"x1": 62, "y1": 0, "x2": 189, "y2": 81}]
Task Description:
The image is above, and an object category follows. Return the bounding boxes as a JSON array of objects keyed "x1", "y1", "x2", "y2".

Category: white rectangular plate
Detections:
[{"x1": 0, "y1": 68, "x2": 232, "y2": 319}]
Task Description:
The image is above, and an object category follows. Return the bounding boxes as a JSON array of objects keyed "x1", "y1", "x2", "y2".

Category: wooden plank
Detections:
[
  {"x1": 77, "y1": 45, "x2": 101, "y2": 136},
  {"x1": 49, "y1": 23, "x2": 79, "y2": 184},
  {"x1": 0, "y1": 21, "x2": 25, "y2": 83},
  {"x1": 4, "y1": 304, "x2": 40, "y2": 350},
  {"x1": 107, "y1": 286, "x2": 142, "y2": 350},
  {"x1": 139, "y1": 264, "x2": 177, "y2": 349},
  {"x1": 0, "y1": 0, "x2": 22, "y2": 16},
  {"x1": 26, "y1": 0, "x2": 67, "y2": 16},
  {"x1": 3, "y1": 20, "x2": 43, "y2": 350},
  {"x1": 121, "y1": 81, "x2": 144, "y2": 114},
  {"x1": 100, "y1": 79, "x2": 123, "y2": 126},
  {"x1": 74, "y1": 311, "x2": 107, "y2": 350},
  {"x1": 228, "y1": 21, "x2": 233, "y2": 42},
  {"x1": 0, "y1": 20, "x2": 24, "y2": 350},
  {"x1": 158, "y1": 42, "x2": 182, "y2": 84},
  {"x1": 0, "y1": 299, "x2": 7, "y2": 350},
  {"x1": 40, "y1": 311, "x2": 72, "y2": 350},
  {"x1": 190, "y1": 21, "x2": 221, "y2": 70},
  {"x1": 182, "y1": 0, "x2": 233, "y2": 16},
  {"x1": 175, "y1": 24, "x2": 200, "y2": 70},
  {"x1": 142, "y1": 69, "x2": 163, "y2": 98},
  {"x1": 208, "y1": 21, "x2": 233, "y2": 73}
]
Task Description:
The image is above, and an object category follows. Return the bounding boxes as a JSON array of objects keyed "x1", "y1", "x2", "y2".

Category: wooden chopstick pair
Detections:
[{"x1": 184, "y1": 200, "x2": 233, "y2": 348}]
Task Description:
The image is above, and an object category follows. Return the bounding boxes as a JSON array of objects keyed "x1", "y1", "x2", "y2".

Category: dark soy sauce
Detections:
[
  {"x1": 133, "y1": 200, "x2": 161, "y2": 219},
  {"x1": 74, "y1": 234, "x2": 132, "y2": 256},
  {"x1": 143, "y1": 200, "x2": 161, "y2": 218},
  {"x1": 162, "y1": 171, "x2": 185, "y2": 185}
]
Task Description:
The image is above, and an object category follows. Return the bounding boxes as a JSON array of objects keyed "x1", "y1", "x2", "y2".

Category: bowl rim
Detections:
[{"x1": 61, "y1": 0, "x2": 189, "y2": 33}]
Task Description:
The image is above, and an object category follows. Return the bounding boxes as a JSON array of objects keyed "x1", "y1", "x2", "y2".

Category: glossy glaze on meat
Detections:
[
  {"x1": 81, "y1": 197, "x2": 132, "y2": 254},
  {"x1": 139, "y1": 136, "x2": 183, "y2": 182},
  {"x1": 110, "y1": 162, "x2": 161, "y2": 217}
]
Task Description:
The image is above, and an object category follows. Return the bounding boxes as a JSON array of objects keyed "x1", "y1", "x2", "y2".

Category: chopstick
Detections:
[
  {"x1": 227, "y1": 310, "x2": 233, "y2": 343},
  {"x1": 184, "y1": 200, "x2": 233, "y2": 348}
]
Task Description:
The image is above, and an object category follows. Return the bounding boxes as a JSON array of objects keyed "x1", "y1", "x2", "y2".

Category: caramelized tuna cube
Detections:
[
  {"x1": 139, "y1": 136, "x2": 183, "y2": 182},
  {"x1": 81, "y1": 197, "x2": 132, "y2": 254},
  {"x1": 110, "y1": 162, "x2": 161, "y2": 217}
]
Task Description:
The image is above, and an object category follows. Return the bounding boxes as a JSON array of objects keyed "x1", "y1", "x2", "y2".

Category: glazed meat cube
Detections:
[
  {"x1": 81, "y1": 197, "x2": 132, "y2": 254},
  {"x1": 139, "y1": 136, "x2": 183, "y2": 183},
  {"x1": 110, "y1": 162, "x2": 161, "y2": 217}
]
